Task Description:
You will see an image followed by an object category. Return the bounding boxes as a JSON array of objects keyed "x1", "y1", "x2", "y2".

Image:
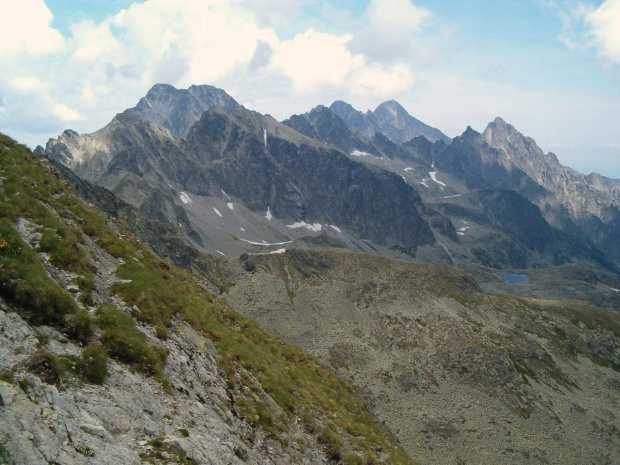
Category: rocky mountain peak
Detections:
[
  {"x1": 374, "y1": 99, "x2": 408, "y2": 118},
  {"x1": 126, "y1": 83, "x2": 239, "y2": 138},
  {"x1": 330, "y1": 100, "x2": 357, "y2": 114},
  {"x1": 483, "y1": 116, "x2": 515, "y2": 144}
]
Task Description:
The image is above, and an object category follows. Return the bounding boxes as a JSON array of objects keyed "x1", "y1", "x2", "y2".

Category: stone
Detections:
[{"x1": 80, "y1": 423, "x2": 106, "y2": 437}]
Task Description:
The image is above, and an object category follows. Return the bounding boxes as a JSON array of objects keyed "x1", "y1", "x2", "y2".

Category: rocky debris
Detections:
[{"x1": 225, "y1": 249, "x2": 620, "y2": 465}]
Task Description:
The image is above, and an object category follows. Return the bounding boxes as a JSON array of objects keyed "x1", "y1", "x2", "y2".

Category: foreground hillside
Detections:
[
  {"x1": 222, "y1": 249, "x2": 620, "y2": 465},
  {"x1": 0, "y1": 134, "x2": 414, "y2": 464}
]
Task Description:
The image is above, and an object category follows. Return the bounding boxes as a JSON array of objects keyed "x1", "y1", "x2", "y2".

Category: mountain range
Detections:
[
  {"x1": 41, "y1": 83, "x2": 620, "y2": 281},
  {"x1": 1, "y1": 82, "x2": 619, "y2": 465}
]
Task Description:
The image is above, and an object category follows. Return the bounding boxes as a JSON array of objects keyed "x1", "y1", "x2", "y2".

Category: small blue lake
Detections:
[{"x1": 497, "y1": 273, "x2": 529, "y2": 283}]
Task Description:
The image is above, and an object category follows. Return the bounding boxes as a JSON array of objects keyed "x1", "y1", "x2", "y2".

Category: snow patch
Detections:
[
  {"x1": 611, "y1": 288, "x2": 620, "y2": 293},
  {"x1": 443, "y1": 194, "x2": 461, "y2": 199},
  {"x1": 351, "y1": 149, "x2": 370, "y2": 157},
  {"x1": 429, "y1": 171, "x2": 446, "y2": 187},
  {"x1": 251, "y1": 248, "x2": 286, "y2": 256},
  {"x1": 227, "y1": 203, "x2": 234, "y2": 210},
  {"x1": 401, "y1": 175, "x2": 407, "y2": 182},
  {"x1": 419, "y1": 180, "x2": 429, "y2": 188},
  {"x1": 179, "y1": 192, "x2": 193, "y2": 205},
  {"x1": 221, "y1": 190, "x2": 231, "y2": 200},
  {"x1": 404, "y1": 167, "x2": 414, "y2": 172},
  {"x1": 239, "y1": 238, "x2": 292, "y2": 246},
  {"x1": 240, "y1": 227, "x2": 245, "y2": 232},
  {"x1": 330, "y1": 225, "x2": 342, "y2": 233},
  {"x1": 457, "y1": 232, "x2": 465, "y2": 236},
  {"x1": 213, "y1": 207, "x2": 222, "y2": 217},
  {"x1": 457, "y1": 227, "x2": 470, "y2": 232},
  {"x1": 265, "y1": 207, "x2": 273, "y2": 220},
  {"x1": 263, "y1": 128, "x2": 267, "y2": 147},
  {"x1": 215, "y1": 250, "x2": 225, "y2": 256},
  {"x1": 145, "y1": 99, "x2": 152, "y2": 108},
  {"x1": 287, "y1": 221, "x2": 322, "y2": 232}
]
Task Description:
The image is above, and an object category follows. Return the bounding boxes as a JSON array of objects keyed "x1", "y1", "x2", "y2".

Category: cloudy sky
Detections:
[{"x1": 1, "y1": 0, "x2": 619, "y2": 177}]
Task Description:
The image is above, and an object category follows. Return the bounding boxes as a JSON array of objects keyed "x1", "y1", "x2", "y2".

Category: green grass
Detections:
[
  {"x1": 95, "y1": 304, "x2": 167, "y2": 378},
  {"x1": 0, "y1": 221, "x2": 77, "y2": 325},
  {"x1": 80, "y1": 345, "x2": 108, "y2": 384}
]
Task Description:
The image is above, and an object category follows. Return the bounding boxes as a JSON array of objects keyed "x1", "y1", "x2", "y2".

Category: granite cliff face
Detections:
[{"x1": 42, "y1": 84, "x2": 620, "y2": 274}]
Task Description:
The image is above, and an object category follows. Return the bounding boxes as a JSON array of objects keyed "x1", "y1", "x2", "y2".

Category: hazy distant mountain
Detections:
[
  {"x1": 437, "y1": 117, "x2": 620, "y2": 270},
  {"x1": 329, "y1": 99, "x2": 451, "y2": 144}
]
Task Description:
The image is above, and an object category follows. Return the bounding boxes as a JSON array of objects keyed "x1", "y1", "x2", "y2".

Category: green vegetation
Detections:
[
  {"x1": 95, "y1": 304, "x2": 167, "y2": 378},
  {"x1": 80, "y1": 345, "x2": 108, "y2": 385},
  {"x1": 0, "y1": 222, "x2": 77, "y2": 325},
  {"x1": 112, "y1": 250, "x2": 414, "y2": 461},
  {"x1": 25, "y1": 350, "x2": 63, "y2": 386},
  {"x1": 319, "y1": 427, "x2": 343, "y2": 461},
  {"x1": 65, "y1": 310, "x2": 94, "y2": 345}
]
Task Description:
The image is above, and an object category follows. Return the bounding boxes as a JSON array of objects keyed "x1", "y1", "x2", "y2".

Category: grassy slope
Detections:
[{"x1": 0, "y1": 134, "x2": 416, "y2": 464}]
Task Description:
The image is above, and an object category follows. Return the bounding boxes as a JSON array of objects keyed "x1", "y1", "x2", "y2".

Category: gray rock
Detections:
[{"x1": 80, "y1": 423, "x2": 106, "y2": 437}]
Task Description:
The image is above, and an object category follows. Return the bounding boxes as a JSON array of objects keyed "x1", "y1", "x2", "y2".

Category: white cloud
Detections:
[
  {"x1": 348, "y1": 63, "x2": 414, "y2": 96},
  {"x1": 53, "y1": 104, "x2": 83, "y2": 122},
  {"x1": 270, "y1": 29, "x2": 361, "y2": 92},
  {"x1": 70, "y1": 20, "x2": 123, "y2": 61},
  {"x1": 585, "y1": 0, "x2": 620, "y2": 64},
  {"x1": 543, "y1": 0, "x2": 620, "y2": 65},
  {"x1": 239, "y1": 0, "x2": 306, "y2": 28},
  {"x1": 0, "y1": 0, "x2": 64, "y2": 58},
  {"x1": 270, "y1": 28, "x2": 416, "y2": 96},
  {"x1": 109, "y1": 0, "x2": 279, "y2": 87},
  {"x1": 365, "y1": 0, "x2": 430, "y2": 32},
  {"x1": 349, "y1": 0, "x2": 433, "y2": 65},
  {"x1": 9, "y1": 76, "x2": 42, "y2": 92}
]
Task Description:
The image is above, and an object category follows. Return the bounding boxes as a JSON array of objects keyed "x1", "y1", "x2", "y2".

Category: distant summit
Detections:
[
  {"x1": 126, "y1": 83, "x2": 239, "y2": 138},
  {"x1": 329, "y1": 99, "x2": 451, "y2": 144}
]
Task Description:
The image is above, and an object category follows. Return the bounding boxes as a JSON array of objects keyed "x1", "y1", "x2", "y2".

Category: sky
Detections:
[{"x1": 1, "y1": 0, "x2": 619, "y2": 177}]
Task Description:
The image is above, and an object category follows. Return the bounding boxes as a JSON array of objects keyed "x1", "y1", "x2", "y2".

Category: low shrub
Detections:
[
  {"x1": 26, "y1": 350, "x2": 62, "y2": 386},
  {"x1": 95, "y1": 304, "x2": 167, "y2": 377},
  {"x1": 80, "y1": 345, "x2": 108, "y2": 385},
  {"x1": 65, "y1": 310, "x2": 94, "y2": 345},
  {"x1": 319, "y1": 427, "x2": 342, "y2": 461}
]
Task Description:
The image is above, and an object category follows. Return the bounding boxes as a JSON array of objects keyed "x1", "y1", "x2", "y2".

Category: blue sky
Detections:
[{"x1": 1, "y1": 0, "x2": 619, "y2": 177}]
